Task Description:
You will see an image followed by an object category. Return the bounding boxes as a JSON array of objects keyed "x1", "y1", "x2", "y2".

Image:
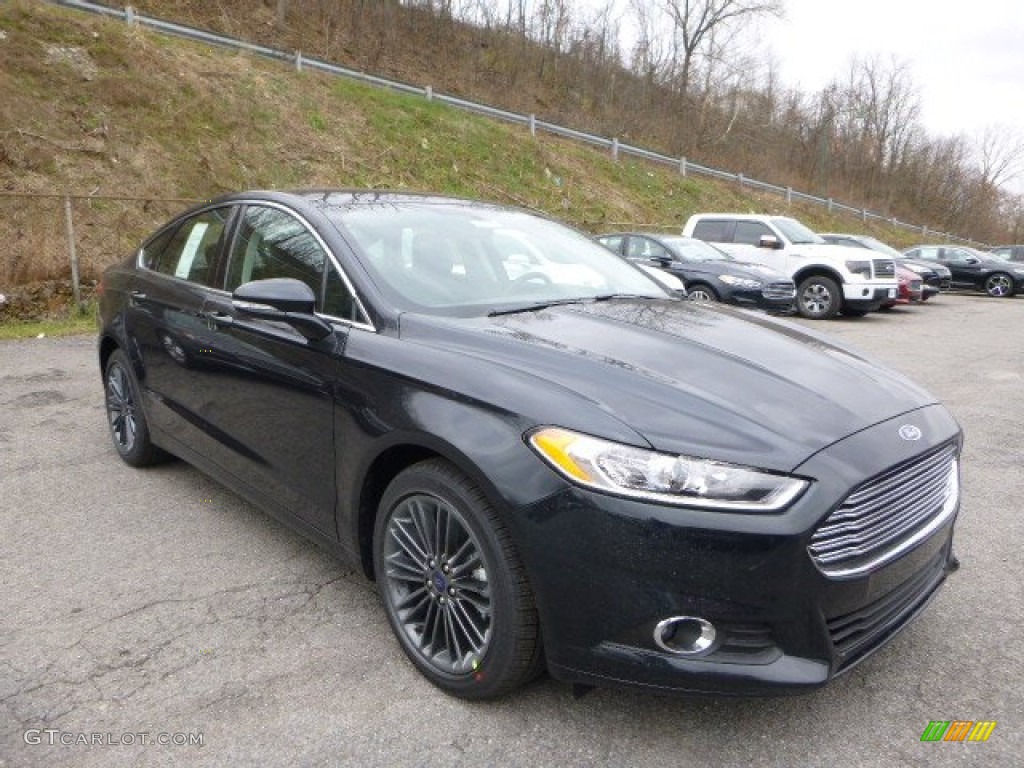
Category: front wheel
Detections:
[
  {"x1": 985, "y1": 272, "x2": 1014, "y2": 297},
  {"x1": 796, "y1": 276, "x2": 841, "y2": 319},
  {"x1": 687, "y1": 284, "x2": 719, "y2": 302},
  {"x1": 374, "y1": 459, "x2": 543, "y2": 699}
]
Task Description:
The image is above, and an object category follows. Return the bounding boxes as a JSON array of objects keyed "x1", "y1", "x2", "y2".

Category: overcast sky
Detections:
[{"x1": 760, "y1": 0, "x2": 1024, "y2": 140}]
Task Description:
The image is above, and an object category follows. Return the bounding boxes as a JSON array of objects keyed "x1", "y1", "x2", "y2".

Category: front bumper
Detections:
[
  {"x1": 723, "y1": 284, "x2": 796, "y2": 312},
  {"x1": 842, "y1": 283, "x2": 898, "y2": 311},
  {"x1": 509, "y1": 406, "x2": 961, "y2": 695}
]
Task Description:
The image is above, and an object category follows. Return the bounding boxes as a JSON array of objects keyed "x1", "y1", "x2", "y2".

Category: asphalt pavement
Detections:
[{"x1": 1, "y1": 294, "x2": 1021, "y2": 767}]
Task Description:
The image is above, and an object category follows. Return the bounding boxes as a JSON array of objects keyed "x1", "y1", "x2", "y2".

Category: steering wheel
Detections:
[{"x1": 512, "y1": 271, "x2": 553, "y2": 285}]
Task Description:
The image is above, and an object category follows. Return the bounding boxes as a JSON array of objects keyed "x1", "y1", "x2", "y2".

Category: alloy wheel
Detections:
[
  {"x1": 105, "y1": 362, "x2": 137, "y2": 453},
  {"x1": 381, "y1": 493, "x2": 492, "y2": 676},
  {"x1": 986, "y1": 274, "x2": 1012, "y2": 297}
]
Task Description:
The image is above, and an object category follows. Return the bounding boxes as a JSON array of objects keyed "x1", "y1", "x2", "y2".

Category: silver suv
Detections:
[{"x1": 682, "y1": 214, "x2": 898, "y2": 319}]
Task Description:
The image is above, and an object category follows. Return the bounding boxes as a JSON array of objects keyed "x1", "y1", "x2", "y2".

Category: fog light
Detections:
[{"x1": 654, "y1": 616, "x2": 717, "y2": 655}]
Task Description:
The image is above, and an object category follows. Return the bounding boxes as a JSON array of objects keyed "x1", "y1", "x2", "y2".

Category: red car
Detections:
[{"x1": 880, "y1": 263, "x2": 924, "y2": 308}]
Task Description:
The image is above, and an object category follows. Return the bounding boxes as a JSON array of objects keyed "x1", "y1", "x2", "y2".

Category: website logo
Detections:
[{"x1": 920, "y1": 721, "x2": 997, "y2": 742}]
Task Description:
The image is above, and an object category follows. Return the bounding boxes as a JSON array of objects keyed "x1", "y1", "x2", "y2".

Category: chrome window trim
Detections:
[{"x1": 136, "y1": 198, "x2": 377, "y2": 333}]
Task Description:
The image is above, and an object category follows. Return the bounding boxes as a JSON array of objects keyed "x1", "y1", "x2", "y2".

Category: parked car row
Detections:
[
  {"x1": 594, "y1": 214, "x2": 1021, "y2": 317},
  {"x1": 98, "y1": 190, "x2": 964, "y2": 700}
]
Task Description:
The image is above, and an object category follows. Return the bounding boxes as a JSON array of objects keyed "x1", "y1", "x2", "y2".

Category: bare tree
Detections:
[
  {"x1": 975, "y1": 124, "x2": 1024, "y2": 193},
  {"x1": 650, "y1": 0, "x2": 783, "y2": 100}
]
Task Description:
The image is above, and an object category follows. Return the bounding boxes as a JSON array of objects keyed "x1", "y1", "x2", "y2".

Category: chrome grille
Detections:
[
  {"x1": 808, "y1": 443, "x2": 959, "y2": 578},
  {"x1": 872, "y1": 259, "x2": 895, "y2": 278}
]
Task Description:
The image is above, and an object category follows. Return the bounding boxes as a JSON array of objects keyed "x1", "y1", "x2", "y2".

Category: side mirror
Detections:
[
  {"x1": 232, "y1": 278, "x2": 333, "y2": 341},
  {"x1": 758, "y1": 235, "x2": 783, "y2": 250}
]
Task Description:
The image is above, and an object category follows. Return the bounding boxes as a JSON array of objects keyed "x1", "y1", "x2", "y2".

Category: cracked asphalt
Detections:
[{"x1": 1, "y1": 294, "x2": 1022, "y2": 767}]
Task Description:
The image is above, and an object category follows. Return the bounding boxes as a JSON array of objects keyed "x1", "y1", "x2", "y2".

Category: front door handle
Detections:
[{"x1": 200, "y1": 310, "x2": 234, "y2": 326}]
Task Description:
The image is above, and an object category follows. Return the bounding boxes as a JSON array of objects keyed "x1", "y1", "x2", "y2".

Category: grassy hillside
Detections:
[{"x1": 0, "y1": 0, "x2": 928, "y2": 303}]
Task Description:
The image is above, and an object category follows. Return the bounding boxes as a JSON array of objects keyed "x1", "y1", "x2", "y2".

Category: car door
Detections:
[
  {"x1": 128, "y1": 205, "x2": 234, "y2": 445},
  {"x1": 194, "y1": 203, "x2": 368, "y2": 537},
  {"x1": 732, "y1": 220, "x2": 788, "y2": 273},
  {"x1": 938, "y1": 247, "x2": 981, "y2": 288}
]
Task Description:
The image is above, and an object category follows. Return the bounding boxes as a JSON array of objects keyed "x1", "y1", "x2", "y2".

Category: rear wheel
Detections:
[
  {"x1": 374, "y1": 459, "x2": 543, "y2": 699},
  {"x1": 985, "y1": 272, "x2": 1014, "y2": 297},
  {"x1": 796, "y1": 276, "x2": 841, "y2": 319},
  {"x1": 103, "y1": 349, "x2": 169, "y2": 467}
]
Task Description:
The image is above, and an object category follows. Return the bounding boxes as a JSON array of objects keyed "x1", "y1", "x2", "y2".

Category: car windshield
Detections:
[
  {"x1": 858, "y1": 237, "x2": 902, "y2": 259},
  {"x1": 324, "y1": 203, "x2": 668, "y2": 316},
  {"x1": 658, "y1": 236, "x2": 734, "y2": 262},
  {"x1": 771, "y1": 217, "x2": 823, "y2": 245}
]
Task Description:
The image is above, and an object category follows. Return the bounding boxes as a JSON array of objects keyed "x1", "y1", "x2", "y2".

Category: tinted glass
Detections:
[
  {"x1": 153, "y1": 208, "x2": 229, "y2": 285},
  {"x1": 691, "y1": 219, "x2": 730, "y2": 242},
  {"x1": 226, "y1": 205, "x2": 326, "y2": 298},
  {"x1": 140, "y1": 225, "x2": 179, "y2": 271},
  {"x1": 733, "y1": 221, "x2": 773, "y2": 246}
]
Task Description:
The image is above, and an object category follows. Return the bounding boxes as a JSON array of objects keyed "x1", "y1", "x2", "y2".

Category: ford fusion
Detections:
[{"x1": 98, "y1": 190, "x2": 962, "y2": 699}]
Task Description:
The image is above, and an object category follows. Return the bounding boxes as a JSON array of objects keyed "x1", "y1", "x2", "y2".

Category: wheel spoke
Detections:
[
  {"x1": 390, "y1": 519, "x2": 429, "y2": 568},
  {"x1": 385, "y1": 551, "x2": 426, "y2": 582},
  {"x1": 443, "y1": 605, "x2": 464, "y2": 665},
  {"x1": 450, "y1": 599, "x2": 487, "y2": 649},
  {"x1": 394, "y1": 585, "x2": 430, "y2": 613}
]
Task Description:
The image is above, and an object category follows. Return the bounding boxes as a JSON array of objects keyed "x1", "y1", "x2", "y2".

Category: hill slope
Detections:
[{"x1": 0, "y1": 0, "x2": 928, "y2": 300}]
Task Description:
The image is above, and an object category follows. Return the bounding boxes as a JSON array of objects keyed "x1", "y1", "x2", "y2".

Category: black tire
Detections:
[
  {"x1": 687, "y1": 283, "x2": 719, "y2": 302},
  {"x1": 373, "y1": 459, "x2": 543, "y2": 699},
  {"x1": 984, "y1": 272, "x2": 1014, "y2": 298},
  {"x1": 103, "y1": 349, "x2": 170, "y2": 467},
  {"x1": 797, "y1": 275, "x2": 841, "y2": 319}
]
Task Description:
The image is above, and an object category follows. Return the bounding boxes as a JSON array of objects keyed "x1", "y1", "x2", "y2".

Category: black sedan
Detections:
[
  {"x1": 595, "y1": 232, "x2": 795, "y2": 311},
  {"x1": 98, "y1": 190, "x2": 962, "y2": 699},
  {"x1": 903, "y1": 245, "x2": 1024, "y2": 297}
]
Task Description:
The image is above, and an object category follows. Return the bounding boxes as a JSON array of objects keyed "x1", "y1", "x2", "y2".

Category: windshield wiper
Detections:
[
  {"x1": 487, "y1": 298, "x2": 589, "y2": 317},
  {"x1": 488, "y1": 294, "x2": 665, "y2": 317},
  {"x1": 590, "y1": 293, "x2": 665, "y2": 301}
]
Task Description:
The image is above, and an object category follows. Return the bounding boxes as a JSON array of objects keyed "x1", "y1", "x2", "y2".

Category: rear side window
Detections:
[
  {"x1": 733, "y1": 221, "x2": 774, "y2": 246},
  {"x1": 153, "y1": 208, "x2": 229, "y2": 286},
  {"x1": 691, "y1": 219, "x2": 731, "y2": 242},
  {"x1": 140, "y1": 225, "x2": 178, "y2": 270}
]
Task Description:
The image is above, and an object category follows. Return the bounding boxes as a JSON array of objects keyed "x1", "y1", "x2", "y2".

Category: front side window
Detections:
[
  {"x1": 733, "y1": 221, "x2": 774, "y2": 247},
  {"x1": 152, "y1": 208, "x2": 229, "y2": 285},
  {"x1": 225, "y1": 205, "x2": 366, "y2": 323}
]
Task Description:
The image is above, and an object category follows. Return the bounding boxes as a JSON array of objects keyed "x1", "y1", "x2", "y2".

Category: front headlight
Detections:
[
  {"x1": 719, "y1": 274, "x2": 762, "y2": 289},
  {"x1": 845, "y1": 260, "x2": 872, "y2": 278},
  {"x1": 528, "y1": 427, "x2": 809, "y2": 512}
]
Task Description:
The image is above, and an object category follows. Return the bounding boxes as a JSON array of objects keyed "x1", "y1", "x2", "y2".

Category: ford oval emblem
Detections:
[{"x1": 898, "y1": 424, "x2": 922, "y2": 441}]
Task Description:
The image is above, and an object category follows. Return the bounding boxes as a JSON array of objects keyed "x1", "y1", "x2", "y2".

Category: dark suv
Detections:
[{"x1": 903, "y1": 245, "x2": 1024, "y2": 298}]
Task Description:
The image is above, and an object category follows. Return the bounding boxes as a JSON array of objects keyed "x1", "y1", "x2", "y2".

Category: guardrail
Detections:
[{"x1": 49, "y1": 0, "x2": 985, "y2": 247}]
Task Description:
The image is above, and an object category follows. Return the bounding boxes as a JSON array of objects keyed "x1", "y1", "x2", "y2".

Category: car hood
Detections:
[
  {"x1": 399, "y1": 300, "x2": 937, "y2": 472},
  {"x1": 791, "y1": 242, "x2": 888, "y2": 263}
]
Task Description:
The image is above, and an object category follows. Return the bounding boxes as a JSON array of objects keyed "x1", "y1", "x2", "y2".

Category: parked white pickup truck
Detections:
[{"x1": 682, "y1": 213, "x2": 897, "y2": 319}]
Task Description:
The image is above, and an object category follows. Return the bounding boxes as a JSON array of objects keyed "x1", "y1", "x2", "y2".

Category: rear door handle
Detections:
[{"x1": 129, "y1": 290, "x2": 147, "y2": 302}]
